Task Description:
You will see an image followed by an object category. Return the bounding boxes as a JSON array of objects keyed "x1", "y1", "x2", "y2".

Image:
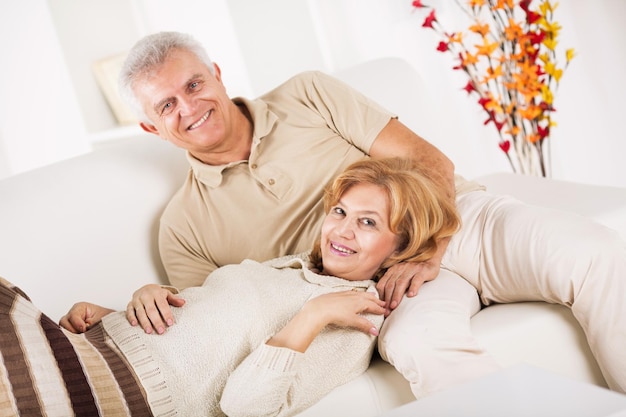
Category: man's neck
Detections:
[{"x1": 191, "y1": 102, "x2": 253, "y2": 166}]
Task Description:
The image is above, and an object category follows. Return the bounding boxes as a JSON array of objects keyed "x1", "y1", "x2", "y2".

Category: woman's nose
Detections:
[{"x1": 336, "y1": 219, "x2": 355, "y2": 238}]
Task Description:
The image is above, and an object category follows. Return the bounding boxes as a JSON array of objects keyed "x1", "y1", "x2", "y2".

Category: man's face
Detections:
[{"x1": 134, "y1": 49, "x2": 234, "y2": 156}]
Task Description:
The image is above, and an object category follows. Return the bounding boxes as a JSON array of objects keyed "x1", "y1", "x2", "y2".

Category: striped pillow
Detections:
[{"x1": 0, "y1": 276, "x2": 153, "y2": 416}]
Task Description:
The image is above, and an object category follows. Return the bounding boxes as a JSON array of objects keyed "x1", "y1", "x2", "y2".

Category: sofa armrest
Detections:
[{"x1": 475, "y1": 172, "x2": 626, "y2": 240}]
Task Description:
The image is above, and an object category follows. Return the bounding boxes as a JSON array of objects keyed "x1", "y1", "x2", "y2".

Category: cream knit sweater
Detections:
[{"x1": 102, "y1": 253, "x2": 383, "y2": 416}]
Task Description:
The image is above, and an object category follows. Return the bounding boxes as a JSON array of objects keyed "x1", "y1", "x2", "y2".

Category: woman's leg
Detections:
[
  {"x1": 0, "y1": 277, "x2": 151, "y2": 415},
  {"x1": 443, "y1": 192, "x2": 626, "y2": 393},
  {"x1": 377, "y1": 270, "x2": 501, "y2": 399}
]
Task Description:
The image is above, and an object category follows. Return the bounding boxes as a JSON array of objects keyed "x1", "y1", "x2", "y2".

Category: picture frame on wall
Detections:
[{"x1": 92, "y1": 53, "x2": 137, "y2": 125}]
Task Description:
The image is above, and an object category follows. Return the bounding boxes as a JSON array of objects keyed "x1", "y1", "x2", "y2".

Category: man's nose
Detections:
[{"x1": 178, "y1": 96, "x2": 198, "y2": 116}]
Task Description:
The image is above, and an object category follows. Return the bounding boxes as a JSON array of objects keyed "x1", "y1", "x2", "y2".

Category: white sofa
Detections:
[{"x1": 1, "y1": 58, "x2": 625, "y2": 416}]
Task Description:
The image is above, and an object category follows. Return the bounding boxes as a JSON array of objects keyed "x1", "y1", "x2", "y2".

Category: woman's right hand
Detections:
[
  {"x1": 126, "y1": 284, "x2": 186, "y2": 335},
  {"x1": 60, "y1": 302, "x2": 114, "y2": 334}
]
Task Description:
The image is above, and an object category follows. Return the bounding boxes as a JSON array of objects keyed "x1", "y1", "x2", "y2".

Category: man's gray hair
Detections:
[{"x1": 118, "y1": 31, "x2": 215, "y2": 122}]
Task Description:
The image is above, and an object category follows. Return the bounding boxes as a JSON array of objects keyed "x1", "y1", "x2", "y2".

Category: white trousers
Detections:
[{"x1": 378, "y1": 190, "x2": 626, "y2": 399}]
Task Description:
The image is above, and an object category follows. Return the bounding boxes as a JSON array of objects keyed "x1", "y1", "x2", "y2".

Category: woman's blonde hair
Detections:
[{"x1": 310, "y1": 157, "x2": 460, "y2": 279}]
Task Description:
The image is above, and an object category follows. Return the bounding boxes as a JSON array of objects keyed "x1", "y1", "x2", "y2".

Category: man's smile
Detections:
[{"x1": 188, "y1": 110, "x2": 211, "y2": 130}]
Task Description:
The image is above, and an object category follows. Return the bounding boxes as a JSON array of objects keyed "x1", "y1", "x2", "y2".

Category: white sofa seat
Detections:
[{"x1": 1, "y1": 58, "x2": 624, "y2": 416}]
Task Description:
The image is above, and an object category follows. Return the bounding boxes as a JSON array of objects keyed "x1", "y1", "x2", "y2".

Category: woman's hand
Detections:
[
  {"x1": 126, "y1": 284, "x2": 186, "y2": 335},
  {"x1": 306, "y1": 290, "x2": 386, "y2": 334},
  {"x1": 59, "y1": 302, "x2": 114, "y2": 333},
  {"x1": 267, "y1": 290, "x2": 386, "y2": 353}
]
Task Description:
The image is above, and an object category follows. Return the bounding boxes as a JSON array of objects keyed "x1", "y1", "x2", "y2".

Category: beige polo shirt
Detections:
[{"x1": 158, "y1": 70, "x2": 481, "y2": 289}]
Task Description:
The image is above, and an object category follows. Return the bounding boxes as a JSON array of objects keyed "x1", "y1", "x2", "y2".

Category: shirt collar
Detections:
[{"x1": 187, "y1": 96, "x2": 278, "y2": 188}]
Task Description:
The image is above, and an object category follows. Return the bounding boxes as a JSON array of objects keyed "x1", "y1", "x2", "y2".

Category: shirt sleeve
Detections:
[
  {"x1": 158, "y1": 219, "x2": 217, "y2": 289},
  {"x1": 306, "y1": 70, "x2": 396, "y2": 154},
  {"x1": 220, "y1": 325, "x2": 379, "y2": 417}
]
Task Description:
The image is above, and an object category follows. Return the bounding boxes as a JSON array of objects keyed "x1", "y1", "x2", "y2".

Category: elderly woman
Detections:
[{"x1": 1, "y1": 157, "x2": 458, "y2": 417}]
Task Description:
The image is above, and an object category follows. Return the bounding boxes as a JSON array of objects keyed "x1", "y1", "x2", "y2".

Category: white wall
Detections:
[
  {"x1": 1, "y1": 0, "x2": 624, "y2": 188},
  {"x1": 0, "y1": 0, "x2": 89, "y2": 176}
]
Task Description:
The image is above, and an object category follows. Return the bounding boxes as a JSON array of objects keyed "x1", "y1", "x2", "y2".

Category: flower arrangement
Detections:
[{"x1": 412, "y1": 0, "x2": 575, "y2": 177}]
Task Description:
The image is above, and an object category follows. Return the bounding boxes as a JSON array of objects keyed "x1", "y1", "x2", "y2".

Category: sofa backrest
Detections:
[{"x1": 0, "y1": 136, "x2": 188, "y2": 320}]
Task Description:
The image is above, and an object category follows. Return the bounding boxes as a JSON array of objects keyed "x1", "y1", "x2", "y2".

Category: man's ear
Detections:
[
  {"x1": 140, "y1": 122, "x2": 159, "y2": 136},
  {"x1": 213, "y1": 63, "x2": 222, "y2": 82}
]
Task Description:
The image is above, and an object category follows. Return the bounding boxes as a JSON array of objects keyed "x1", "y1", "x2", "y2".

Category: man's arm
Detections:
[
  {"x1": 369, "y1": 118, "x2": 456, "y2": 311},
  {"x1": 369, "y1": 118, "x2": 455, "y2": 200}
]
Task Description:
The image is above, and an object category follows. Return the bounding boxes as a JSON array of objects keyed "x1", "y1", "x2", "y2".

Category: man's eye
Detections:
[
  {"x1": 161, "y1": 102, "x2": 173, "y2": 114},
  {"x1": 190, "y1": 82, "x2": 198, "y2": 89}
]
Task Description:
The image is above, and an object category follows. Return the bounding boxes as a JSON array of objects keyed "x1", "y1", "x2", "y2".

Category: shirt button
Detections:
[
  {"x1": 268, "y1": 178, "x2": 275, "y2": 186},
  {"x1": 251, "y1": 164, "x2": 258, "y2": 169}
]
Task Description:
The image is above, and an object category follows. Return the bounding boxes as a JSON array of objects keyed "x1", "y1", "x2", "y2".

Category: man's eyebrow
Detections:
[{"x1": 152, "y1": 73, "x2": 205, "y2": 114}]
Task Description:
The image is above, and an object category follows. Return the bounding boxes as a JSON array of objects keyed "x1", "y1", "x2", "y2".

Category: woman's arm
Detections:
[
  {"x1": 220, "y1": 290, "x2": 385, "y2": 417},
  {"x1": 267, "y1": 290, "x2": 384, "y2": 352}
]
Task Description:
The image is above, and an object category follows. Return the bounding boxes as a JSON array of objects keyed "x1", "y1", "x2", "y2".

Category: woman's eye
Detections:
[
  {"x1": 361, "y1": 218, "x2": 376, "y2": 227},
  {"x1": 332, "y1": 207, "x2": 345, "y2": 216}
]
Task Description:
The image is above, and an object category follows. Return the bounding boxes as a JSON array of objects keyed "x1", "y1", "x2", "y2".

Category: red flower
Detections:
[
  {"x1": 538, "y1": 125, "x2": 550, "y2": 138},
  {"x1": 499, "y1": 140, "x2": 511, "y2": 153},
  {"x1": 463, "y1": 81, "x2": 475, "y2": 94},
  {"x1": 436, "y1": 41, "x2": 449, "y2": 52},
  {"x1": 525, "y1": 11, "x2": 541, "y2": 24},
  {"x1": 422, "y1": 10, "x2": 437, "y2": 28},
  {"x1": 528, "y1": 31, "x2": 545, "y2": 45},
  {"x1": 519, "y1": 0, "x2": 532, "y2": 12},
  {"x1": 478, "y1": 96, "x2": 491, "y2": 109},
  {"x1": 412, "y1": 0, "x2": 427, "y2": 7}
]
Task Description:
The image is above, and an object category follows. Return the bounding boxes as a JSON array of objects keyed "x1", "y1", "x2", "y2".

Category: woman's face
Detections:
[{"x1": 320, "y1": 183, "x2": 400, "y2": 281}]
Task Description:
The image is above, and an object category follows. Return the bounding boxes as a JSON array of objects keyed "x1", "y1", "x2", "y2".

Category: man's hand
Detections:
[
  {"x1": 376, "y1": 259, "x2": 441, "y2": 315},
  {"x1": 59, "y1": 302, "x2": 114, "y2": 333},
  {"x1": 126, "y1": 284, "x2": 186, "y2": 334}
]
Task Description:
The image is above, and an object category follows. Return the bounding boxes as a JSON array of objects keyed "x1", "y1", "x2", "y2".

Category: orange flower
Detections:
[{"x1": 469, "y1": 23, "x2": 490, "y2": 37}]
